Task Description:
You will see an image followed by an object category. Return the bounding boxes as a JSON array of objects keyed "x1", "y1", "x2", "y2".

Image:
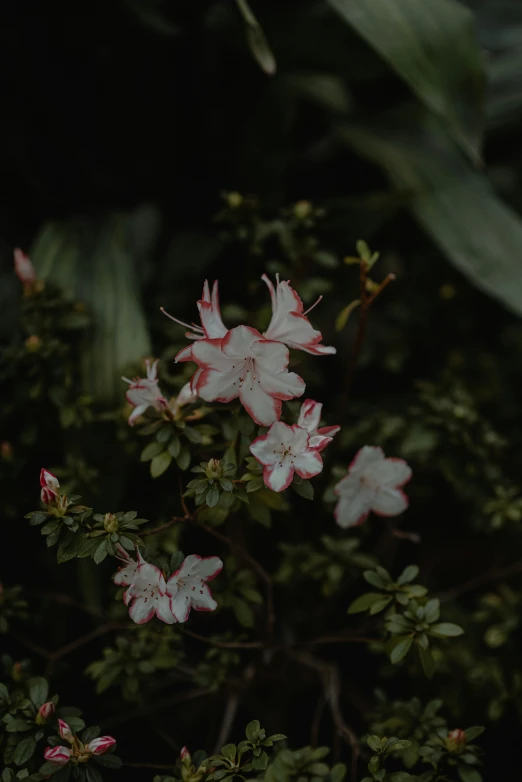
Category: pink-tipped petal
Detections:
[
  {"x1": 372, "y1": 487, "x2": 409, "y2": 517},
  {"x1": 86, "y1": 736, "x2": 117, "y2": 755},
  {"x1": 263, "y1": 461, "x2": 294, "y2": 493},
  {"x1": 294, "y1": 449, "x2": 323, "y2": 479},
  {"x1": 44, "y1": 746, "x2": 71, "y2": 766}
]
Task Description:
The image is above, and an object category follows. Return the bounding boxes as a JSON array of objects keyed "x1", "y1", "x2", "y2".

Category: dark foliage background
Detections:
[{"x1": 3, "y1": 1, "x2": 522, "y2": 779}]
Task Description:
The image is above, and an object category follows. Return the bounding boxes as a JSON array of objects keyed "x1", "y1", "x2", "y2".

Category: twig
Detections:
[
  {"x1": 290, "y1": 652, "x2": 360, "y2": 782},
  {"x1": 307, "y1": 634, "x2": 380, "y2": 646},
  {"x1": 105, "y1": 687, "x2": 213, "y2": 728},
  {"x1": 182, "y1": 628, "x2": 263, "y2": 649},
  {"x1": 439, "y1": 557, "x2": 522, "y2": 602},
  {"x1": 311, "y1": 694, "x2": 326, "y2": 747},
  {"x1": 9, "y1": 630, "x2": 52, "y2": 659},
  {"x1": 213, "y1": 664, "x2": 256, "y2": 753},
  {"x1": 141, "y1": 514, "x2": 189, "y2": 537},
  {"x1": 27, "y1": 590, "x2": 104, "y2": 617}
]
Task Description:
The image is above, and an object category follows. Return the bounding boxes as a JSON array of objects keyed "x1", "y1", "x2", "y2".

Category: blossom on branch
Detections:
[
  {"x1": 166, "y1": 554, "x2": 223, "y2": 622},
  {"x1": 333, "y1": 446, "x2": 412, "y2": 528},
  {"x1": 162, "y1": 280, "x2": 227, "y2": 362},
  {"x1": 297, "y1": 399, "x2": 340, "y2": 451},
  {"x1": 122, "y1": 359, "x2": 171, "y2": 425},
  {"x1": 178, "y1": 325, "x2": 305, "y2": 426},
  {"x1": 262, "y1": 274, "x2": 336, "y2": 355},
  {"x1": 40, "y1": 469, "x2": 60, "y2": 506},
  {"x1": 125, "y1": 561, "x2": 176, "y2": 625},
  {"x1": 250, "y1": 421, "x2": 324, "y2": 493}
]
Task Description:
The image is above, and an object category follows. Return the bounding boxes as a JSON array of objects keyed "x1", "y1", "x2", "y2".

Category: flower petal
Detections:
[
  {"x1": 191, "y1": 338, "x2": 233, "y2": 371},
  {"x1": 263, "y1": 460, "x2": 294, "y2": 492},
  {"x1": 240, "y1": 382, "x2": 282, "y2": 426},
  {"x1": 372, "y1": 457, "x2": 412, "y2": 488},
  {"x1": 198, "y1": 280, "x2": 227, "y2": 339},
  {"x1": 349, "y1": 445, "x2": 385, "y2": 473},
  {"x1": 297, "y1": 399, "x2": 322, "y2": 434},
  {"x1": 308, "y1": 434, "x2": 334, "y2": 452},
  {"x1": 221, "y1": 325, "x2": 263, "y2": 357},
  {"x1": 155, "y1": 594, "x2": 177, "y2": 624},
  {"x1": 372, "y1": 487, "x2": 409, "y2": 517},
  {"x1": 170, "y1": 589, "x2": 192, "y2": 623},
  {"x1": 250, "y1": 432, "x2": 278, "y2": 467},
  {"x1": 333, "y1": 474, "x2": 375, "y2": 528},
  {"x1": 294, "y1": 448, "x2": 323, "y2": 479},
  {"x1": 196, "y1": 368, "x2": 241, "y2": 403},
  {"x1": 175, "y1": 554, "x2": 223, "y2": 581},
  {"x1": 129, "y1": 597, "x2": 157, "y2": 624},
  {"x1": 44, "y1": 746, "x2": 71, "y2": 766},
  {"x1": 192, "y1": 582, "x2": 218, "y2": 612}
]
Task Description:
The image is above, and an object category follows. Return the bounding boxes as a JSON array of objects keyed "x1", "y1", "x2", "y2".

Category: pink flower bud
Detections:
[
  {"x1": 180, "y1": 746, "x2": 191, "y2": 761},
  {"x1": 40, "y1": 468, "x2": 60, "y2": 506},
  {"x1": 44, "y1": 745, "x2": 71, "y2": 766},
  {"x1": 58, "y1": 719, "x2": 73, "y2": 742},
  {"x1": 86, "y1": 735, "x2": 117, "y2": 755},
  {"x1": 37, "y1": 702, "x2": 55, "y2": 721},
  {"x1": 14, "y1": 248, "x2": 36, "y2": 286},
  {"x1": 447, "y1": 728, "x2": 467, "y2": 753}
]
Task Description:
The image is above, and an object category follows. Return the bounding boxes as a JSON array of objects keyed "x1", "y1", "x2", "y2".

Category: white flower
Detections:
[
  {"x1": 166, "y1": 554, "x2": 223, "y2": 622},
  {"x1": 297, "y1": 399, "x2": 340, "y2": 451},
  {"x1": 179, "y1": 325, "x2": 305, "y2": 426},
  {"x1": 162, "y1": 280, "x2": 227, "y2": 362},
  {"x1": 125, "y1": 561, "x2": 177, "y2": 625},
  {"x1": 122, "y1": 359, "x2": 170, "y2": 425},
  {"x1": 112, "y1": 545, "x2": 143, "y2": 588},
  {"x1": 334, "y1": 446, "x2": 412, "y2": 528},
  {"x1": 250, "y1": 421, "x2": 324, "y2": 492},
  {"x1": 170, "y1": 381, "x2": 198, "y2": 415},
  {"x1": 262, "y1": 274, "x2": 336, "y2": 355}
]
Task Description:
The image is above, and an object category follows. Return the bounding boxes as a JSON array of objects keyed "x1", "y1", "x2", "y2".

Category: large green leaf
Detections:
[
  {"x1": 339, "y1": 109, "x2": 522, "y2": 315},
  {"x1": 31, "y1": 210, "x2": 154, "y2": 404},
  {"x1": 326, "y1": 0, "x2": 485, "y2": 161}
]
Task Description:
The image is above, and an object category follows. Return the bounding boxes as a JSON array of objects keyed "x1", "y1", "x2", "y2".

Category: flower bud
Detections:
[
  {"x1": 58, "y1": 719, "x2": 74, "y2": 743},
  {"x1": 86, "y1": 735, "x2": 117, "y2": 755},
  {"x1": 36, "y1": 701, "x2": 56, "y2": 724},
  {"x1": 205, "y1": 458, "x2": 222, "y2": 480},
  {"x1": 226, "y1": 191, "x2": 243, "y2": 209},
  {"x1": 181, "y1": 746, "x2": 191, "y2": 764},
  {"x1": 25, "y1": 334, "x2": 42, "y2": 352},
  {"x1": 1, "y1": 441, "x2": 13, "y2": 461},
  {"x1": 40, "y1": 469, "x2": 60, "y2": 505},
  {"x1": 447, "y1": 728, "x2": 467, "y2": 753},
  {"x1": 293, "y1": 200, "x2": 312, "y2": 220},
  {"x1": 12, "y1": 662, "x2": 24, "y2": 682},
  {"x1": 103, "y1": 513, "x2": 119, "y2": 533},
  {"x1": 14, "y1": 248, "x2": 36, "y2": 287},
  {"x1": 44, "y1": 745, "x2": 71, "y2": 766}
]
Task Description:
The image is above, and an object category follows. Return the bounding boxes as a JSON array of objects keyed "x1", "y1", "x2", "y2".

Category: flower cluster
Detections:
[
  {"x1": 250, "y1": 399, "x2": 339, "y2": 492},
  {"x1": 114, "y1": 546, "x2": 223, "y2": 625},
  {"x1": 44, "y1": 719, "x2": 116, "y2": 766},
  {"x1": 122, "y1": 358, "x2": 197, "y2": 426},
  {"x1": 166, "y1": 276, "x2": 335, "y2": 426}
]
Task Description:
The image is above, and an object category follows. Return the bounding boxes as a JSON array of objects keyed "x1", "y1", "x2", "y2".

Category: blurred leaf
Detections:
[
  {"x1": 327, "y1": 0, "x2": 485, "y2": 161},
  {"x1": 339, "y1": 109, "x2": 522, "y2": 316},
  {"x1": 123, "y1": 0, "x2": 180, "y2": 36},
  {"x1": 487, "y1": 47, "x2": 522, "y2": 129},
  {"x1": 236, "y1": 0, "x2": 277, "y2": 75},
  {"x1": 31, "y1": 212, "x2": 152, "y2": 404}
]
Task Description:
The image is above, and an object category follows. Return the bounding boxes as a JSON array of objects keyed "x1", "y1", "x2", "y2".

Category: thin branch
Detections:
[
  {"x1": 439, "y1": 557, "x2": 522, "y2": 602},
  {"x1": 105, "y1": 687, "x2": 213, "y2": 729},
  {"x1": 27, "y1": 590, "x2": 104, "y2": 617},
  {"x1": 141, "y1": 514, "x2": 189, "y2": 537},
  {"x1": 307, "y1": 634, "x2": 380, "y2": 646},
  {"x1": 182, "y1": 628, "x2": 263, "y2": 649},
  {"x1": 213, "y1": 692, "x2": 241, "y2": 754},
  {"x1": 290, "y1": 652, "x2": 360, "y2": 782}
]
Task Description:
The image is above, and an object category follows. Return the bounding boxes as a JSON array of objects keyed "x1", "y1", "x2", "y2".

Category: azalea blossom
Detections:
[
  {"x1": 113, "y1": 544, "x2": 143, "y2": 588},
  {"x1": 44, "y1": 746, "x2": 71, "y2": 766},
  {"x1": 58, "y1": 719, "x2": 73, "y2": 742},
  {"x1": 125, "y1": 560, "x2": 176, "y2": 624},
  {"x1": 178, "y1": 325, "x2": 305, "y2": 426},
  {"x1": 334, "y1": 446, "x2": 412, "y2": 528},
  {"x1": 162, "y1": 280, "x2": 227, "y2": 362},
  {"x1": 250, "y1": 421, "x2": 324, "y2": 492},
  {"x1": 122, "y1": 359, "x2": 171, "y2": 426},
  {"x1": 170, "y1": 381, "x2": 198, "y2": 416},
  {"x1": 297, "y1": 399, "x2": 340, "y2": 451},
  {"x1": 14, "y1": 248, "x2": 36, "y2": 287},
  {"x1": 262, "y1": 274, "x2": 336, "y2": 355},
  {"x1": 166, "y1": 554, "x2": 223, "y2": 622},
  {"x1": 40, "y1": 468, "x2": 60, "y2": 505},
  {"x1": 85, "y1": 736, "x2": 117, "y2": 755}
]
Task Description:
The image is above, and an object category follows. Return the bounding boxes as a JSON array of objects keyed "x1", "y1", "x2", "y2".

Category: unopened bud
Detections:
[
  {"x1": 25, "y1": 335, "x2": 42, "y2": 352},
  {"x1": 58, "y1": 719, "x2": 74, "y2": 743},
  {"x1": 1, "y1": 441, "x2": 13, "y2": 461},
  {"x1": 103, "y1": 513, "x2": 119, "y2": 533},
  {"x1": 12, "y1": 662, "x2": 24, "y2": 682},
  {"x1": 36, "y1": 701, "x2": 56, "y2": 724},
  {"x1": 226, "y1": 191, "x2": 243, "y2": 209},
  {"x1": 293, "y1": 200, "x2": 312, "y2": 219},
  {"x1": 85, "y1": 736, "x2": 117, "y2": 755},
  {"x1": 205, "y1": 458, "x2": 222, "y2": 480},
  {"x1": 447, "y1": 728, "x2": 466, "y2": 753}
]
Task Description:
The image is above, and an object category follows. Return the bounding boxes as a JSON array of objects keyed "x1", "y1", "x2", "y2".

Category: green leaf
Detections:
[
  {"x1": 170, "y1": 551, "x2": 185, "y2": 573},
  {"x1": 363, "y1": 570, "x2": 389, "y2": 589},
  {"x1": 141, "y1": 441, "x2": 165, "y2": 462},
  {"x1": 327, "y1": 0, "x2": 485, "y2": 161},
  {"x1": 150, "y1": 451, "x2": 172, "y2": 478},
  {"x1": 85, "y1": 767, "x2": 103, "y2": 782},
  {"x1": 94, "y1": 753, "x2": 123, "y2": 769},
  {"x1": 220, "y1": 744, "x2": 236, "y2": 761},
  {"x1": 390, "y1": 636, "x2": 413, "y2": 663},
  {"x1": 57, "y1": 531, "x2": 81, "y2": 563},
  {"x1": 13, "y1": 736, "x2": 36, "y2": 766},
  {"x1": 335, "y1": 299, "x2": 361, "y2": 331},
  {"x1": 348, "y1": 592, "x2": 387, "y2": 614},
  {"x1": 429, "y1": 622, "x2": 464, "y2": 637},
  {"x1": 31, "y1": 213, "x2": 153, "y2": 404},
  {"x1": 206, "y1": 486, "x2": 220, "y2": 508},
  {"x1": 423, "y1": 599, "x2": 440, "y2": 624},
  {"x1": 246, "y1": 720, "x2": 261, "y2": 742},
  {"x1": 232, "y1": 598, "x2": 255, "y2": 628},
  {"x1": 290, "y1": 478, "x2": 314, "y2": 500},
  {"x1": 464, "y1": 726, "x2": 485, "y2": 742},
  {"x1": 418, "y1": 645, "x2": 436, "y2": 679},
  {"x1": 458, "y1": 769, "x2": 482, "y2": 782},
  {"x1": 93, "y1": 540, "x2": 108, "y2": 564},
  {"x1": 236, "y1": 0, "x2": 277, "y2": 76},
  {"x1": 340, "y1": 108, "x2": 522, "y2": 316},
  {"x1": 168, "y1": 434, "x2": 181, "y2": 458},
  {"x1": 397, "y1": 565, "x2": 419, "y2": 585},
  {"x1": 5, "y1": 718, "x2": 32, "y2": 732},
  {"x1": 251, "y1": 751, "x2": 268, "y2": 771},
  {"x1": 28, "y1": 677, "x2": 48, "y2": 708},
  {"x1": 176, "y1": 448, "x2": 191, "y2": 471}
]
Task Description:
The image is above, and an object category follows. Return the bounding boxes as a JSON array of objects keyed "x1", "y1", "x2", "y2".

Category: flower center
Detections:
[{"x1": 232, "y1": 356, "x2": 262, "y2": 391}]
